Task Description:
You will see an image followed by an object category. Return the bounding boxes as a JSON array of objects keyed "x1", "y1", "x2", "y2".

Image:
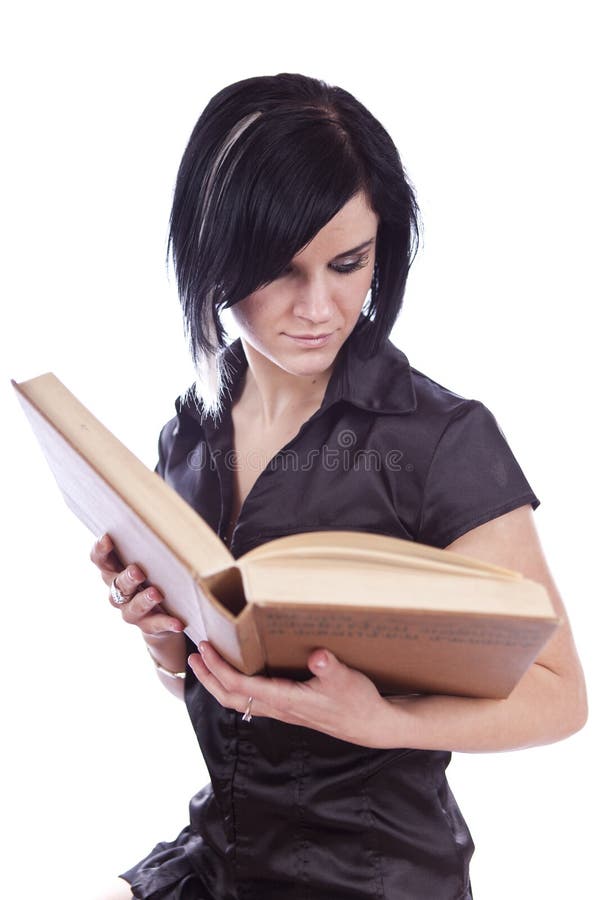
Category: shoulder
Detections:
[
  {"x1": 409, "y1": 365, "x2": 480, "y2": 432},
  {"x1": 158, "y1": 413, "x2": 180, "y2": 449},
  {"x1": 344, "y1": 325, "x2": 477, "y2": 429},
  {"x1": 357, "y1": 334, "x2": 484, "y2": 438},
  {"x1": 375, "y1": 353, "x2": 511, "y2": 494},
  {"x1": 406, "y1": 365, "x2": 505, "y2": 455},
  {"x1": 409, "y1": 363, "x2": 473, "y2": 414},
  {"x1": 154, "y1": 398, "x2": 208, "y2": 477}
]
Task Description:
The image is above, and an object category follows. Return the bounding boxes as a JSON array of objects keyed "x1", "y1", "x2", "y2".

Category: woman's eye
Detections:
[
  {"x1": 277, "y1": 255, "x2": 369, "y2": 279},
  {"x1": 332, "y1": 255, "x2": 369, "y2": 275}
]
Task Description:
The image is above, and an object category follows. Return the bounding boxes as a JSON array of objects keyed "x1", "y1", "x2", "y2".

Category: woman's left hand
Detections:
[{"x1": 189, "y1": 642, "x2": 397, "y2": 747}]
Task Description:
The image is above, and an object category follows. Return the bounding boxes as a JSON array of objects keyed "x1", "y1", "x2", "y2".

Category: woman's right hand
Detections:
[{"x1": 89, "y1": 533, "x2": 184, "y2": 637}]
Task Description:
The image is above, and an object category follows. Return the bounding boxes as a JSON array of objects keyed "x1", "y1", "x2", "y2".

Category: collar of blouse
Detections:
[{"x1": 177, "y1": 314, "x2": 417, "y2": 430}]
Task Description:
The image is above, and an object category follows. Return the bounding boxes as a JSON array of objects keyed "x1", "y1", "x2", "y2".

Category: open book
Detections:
[{"x1": 12, "y1": 373, "x2": 559, "y2": 699}]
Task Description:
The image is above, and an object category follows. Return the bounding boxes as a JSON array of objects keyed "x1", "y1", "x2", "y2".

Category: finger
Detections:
[
  {"x1": 105, "y1": 566, "x2": 184, "y2": 634},
  {"x1": 137, "y1": 612, "x2": 185, "y2": 636},
  {"x1": 119, "y1": 584, "x2": 162, "y2": 622},
  {"x1": 91, "y1": 534, "x2": 125, "y2": 584},
  {"x1": 119, "y1": 585, "x2": 180, "y2": 630},
  {"x1": 306, "y1": 649, "x2": 340, "y2": 679},
  {"x1": 189, "y1": 652, "x2": 268, "y2": 718},
  {"x1": 196, "y1": 643, "x2": 301, "y2": 716},
  {"x1": 188, "y1": 652, "x2": 307, "y2": 726},
  {"x1": 111, "y1": 563, "x2": 147, "y2": 601},
  {"x1": 188, "y1": 652, "x2": 242, "y2": 708},
  {"x1": 196, "y1": 642, "x2": 264, "y2": 695},
  {"x1": 306, "y1": 649, "x2": 365, "y2": 699}
]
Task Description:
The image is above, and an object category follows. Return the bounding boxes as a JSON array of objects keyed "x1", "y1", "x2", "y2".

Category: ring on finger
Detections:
[{"x1": 110, "y1": 575, "x2": 134, "y2": 606}]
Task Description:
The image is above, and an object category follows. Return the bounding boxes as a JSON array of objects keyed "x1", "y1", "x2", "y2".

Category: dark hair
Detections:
[{"x1": 168, "y1": 72, "x2": 421, "y2": 417}]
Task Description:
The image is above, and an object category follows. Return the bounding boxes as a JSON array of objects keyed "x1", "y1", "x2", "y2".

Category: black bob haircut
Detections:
[{"x1": 168, "y1": 72, "x2": 421, "y2": 418}]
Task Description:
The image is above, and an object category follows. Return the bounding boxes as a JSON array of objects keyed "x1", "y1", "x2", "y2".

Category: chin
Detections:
[{"x1": 290, "y1": 353, "x2": 339, "y2": 379}]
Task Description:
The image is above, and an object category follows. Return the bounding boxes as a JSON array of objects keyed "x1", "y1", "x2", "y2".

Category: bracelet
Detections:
[{"x1": 146, "y1": 645, "x2": 186, "y2": 680}]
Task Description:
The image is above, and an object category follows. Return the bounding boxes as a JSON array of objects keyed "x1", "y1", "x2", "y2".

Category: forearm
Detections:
[
  {"x1": 382, "y1": 663, "x2": 587, "y2": 752},
  {"x1": 144, "y1": 631, "x2": 188, "y2": 700}
]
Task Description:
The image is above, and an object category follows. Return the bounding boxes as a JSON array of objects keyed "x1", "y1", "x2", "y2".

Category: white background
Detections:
[{"x1": 1, "y1": 2, "x2": 598, "y2": 897}]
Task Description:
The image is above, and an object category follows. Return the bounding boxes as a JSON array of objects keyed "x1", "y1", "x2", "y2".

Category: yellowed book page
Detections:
[
  {"x1": 15, "y1": 386, "x2": 209, "y2": 643},
  {"x1": 241, "y1": 530, "x2": 522, "y2": 580},
  {"x1": 13, "y1": 373, "x2": 233, "y2": 577},
  {"x1": 240, "y1": 557, "x2": 557, "y2": 619}
]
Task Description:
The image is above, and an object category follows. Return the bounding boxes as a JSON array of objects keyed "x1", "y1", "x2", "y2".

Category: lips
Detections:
[
  {"x1": 284, "y1": 332, "x2": 334, "y2": 348},
  {"x1": 288, "y1": 333, "x2": 331, "y2": 339}
]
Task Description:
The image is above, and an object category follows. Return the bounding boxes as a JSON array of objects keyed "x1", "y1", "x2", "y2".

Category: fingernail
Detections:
[
  {"x1": 314, "y1": 651, "x2": 328, "y2": 668},
  {"x1": 127, "y1": 566, "x2": 139, "y2": 580},
  {"x1": 98, "y1": 534, "x2": 109, "y2": 549},
  {"x1": 199, "y1": 642, "x2": 207, "y2": 655}
]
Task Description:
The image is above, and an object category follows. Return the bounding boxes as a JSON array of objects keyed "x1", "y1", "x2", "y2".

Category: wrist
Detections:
[
  {"x1": 366, "y1": 695, "x2": 418, "y2": 750},
  {"x1": 146, "y1": 644, "x2": 186, "y2": 680},
  {"x1": 142, "y1": 630, "x2": 188, "y2": 681}
]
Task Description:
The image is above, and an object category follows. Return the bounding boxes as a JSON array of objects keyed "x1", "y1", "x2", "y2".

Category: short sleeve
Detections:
[{"x1": 417, "y1": 400, "x2": 540, "y2": 549}]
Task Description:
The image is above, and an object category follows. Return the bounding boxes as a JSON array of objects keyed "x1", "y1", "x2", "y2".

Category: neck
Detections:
[{"x1": 239, "y1": 339, "x2": 335, "y2": 427}]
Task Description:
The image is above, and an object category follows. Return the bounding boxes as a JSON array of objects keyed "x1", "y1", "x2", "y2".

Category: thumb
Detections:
[{"x1": 307, "y1": 648, "x2": 340, "y2": 677}]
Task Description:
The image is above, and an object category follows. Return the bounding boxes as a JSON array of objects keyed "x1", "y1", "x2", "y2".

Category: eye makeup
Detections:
[{"x1": 277, "y1": 253, "x2": 370, "y2": 280}]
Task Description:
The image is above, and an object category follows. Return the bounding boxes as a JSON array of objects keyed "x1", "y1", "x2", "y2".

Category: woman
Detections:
[{"x1": 91, "y1": 73, "x2": 587, "y2": 899}]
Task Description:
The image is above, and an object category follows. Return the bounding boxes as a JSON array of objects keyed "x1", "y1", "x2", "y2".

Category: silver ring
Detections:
[
  {"x1": 110, "y1": 575, "x2": 133, "y2": 606},
  {"x1": 242, "y1": 696, "x2": 254, "y2": 722}
]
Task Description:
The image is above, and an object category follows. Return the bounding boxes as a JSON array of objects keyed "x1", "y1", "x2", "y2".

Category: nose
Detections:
[{"x1": 292, "y1": 277, "x2": 335, "y2": 324}]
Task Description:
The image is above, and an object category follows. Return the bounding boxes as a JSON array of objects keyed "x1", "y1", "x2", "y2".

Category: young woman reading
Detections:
[{"x1": 90, "y1": 72, "x2": 587, "y2": 900}]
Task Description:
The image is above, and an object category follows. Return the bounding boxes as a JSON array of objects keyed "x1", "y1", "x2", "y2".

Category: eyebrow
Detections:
[{"x1": 331, "y1": 237, "x2": 376, "y2": 260}]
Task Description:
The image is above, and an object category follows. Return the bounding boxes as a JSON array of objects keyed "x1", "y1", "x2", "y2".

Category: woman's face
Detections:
[{"x1": 229, "y1": 191, "x2": 379, "y2": 379}]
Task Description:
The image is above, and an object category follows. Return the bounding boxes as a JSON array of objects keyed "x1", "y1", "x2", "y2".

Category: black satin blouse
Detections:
[{"x1": 121, "y1": 317, "x2": 540, "y2": 899}]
